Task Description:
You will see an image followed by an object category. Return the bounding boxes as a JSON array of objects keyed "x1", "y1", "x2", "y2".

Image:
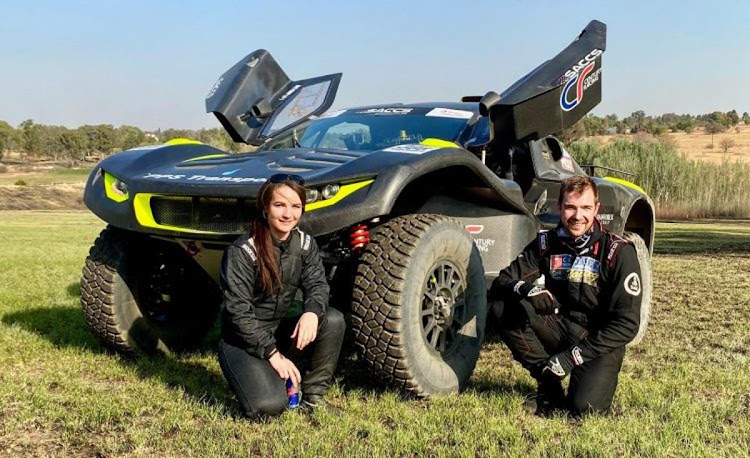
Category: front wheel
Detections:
[
  {"x1": 351, "y1": 214, "x2": 487, "y2": 396},
  {"x1": 80, "y1": 227, "x2": 221, "y2": 354}
]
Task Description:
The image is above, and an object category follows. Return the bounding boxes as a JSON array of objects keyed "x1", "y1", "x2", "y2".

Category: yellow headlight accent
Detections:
[
  {"x1": 133, "y1": 194, "x2": 222, "y2": 234},
  {"x1": 103, "y1": 172, "x2": 129, "y2": 202},
  {"x1": 604, "y1": 177, "x2": 646, "y2": 195},
  {"x1": 305, "y1": 180, "x2": 374, "y2": 211}
]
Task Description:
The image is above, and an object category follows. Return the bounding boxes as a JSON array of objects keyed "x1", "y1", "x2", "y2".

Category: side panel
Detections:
[{"x1": 417, "y1": 195, "x2": 538, "y2": 280}]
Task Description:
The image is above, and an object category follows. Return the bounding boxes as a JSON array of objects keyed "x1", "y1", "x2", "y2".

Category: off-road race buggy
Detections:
[{"x1": 81, "y1": 20, "x2": 654, "y2": 397}]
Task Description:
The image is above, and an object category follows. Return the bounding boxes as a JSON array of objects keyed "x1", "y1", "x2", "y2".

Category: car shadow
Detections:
[{"x1": 1, "y1": 305, "x2": 241, "y2": 417}]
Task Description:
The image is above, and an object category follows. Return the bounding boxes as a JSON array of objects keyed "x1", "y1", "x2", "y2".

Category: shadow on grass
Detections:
[
  {"x1": 66, "y1": 282, "x2": 81, "y2": 297},
  {"x1": 655, "y1": 224, "x2": 750, "y2": 254},
  {"x1": 1, "y1": 306, "x2": 240, "y2": 416}
]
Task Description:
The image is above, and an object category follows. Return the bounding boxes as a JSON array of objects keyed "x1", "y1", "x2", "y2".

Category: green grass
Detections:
[
  {"x1": 1, "y1": 212, "x2": 749, "y2": 456},
  {"x1": 0, "y1": 167, "x2": 92, "y2": 186}
]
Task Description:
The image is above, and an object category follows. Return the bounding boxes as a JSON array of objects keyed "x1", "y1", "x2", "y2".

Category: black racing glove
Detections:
[
  {"x1": 512, "y1": 280, "x2": 559, "y2": 315},
  {"x1": 542, "y1": 346, "x2": 585, "y2": 380}
]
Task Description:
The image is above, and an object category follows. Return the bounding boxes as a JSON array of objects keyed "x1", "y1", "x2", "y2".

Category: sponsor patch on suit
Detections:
[
  {"x1": 549, "y1": 254, "x2": 573, "y2": 280},
  {"x1": 568, "y1": 256, "x2": 600, "y2": 285}
]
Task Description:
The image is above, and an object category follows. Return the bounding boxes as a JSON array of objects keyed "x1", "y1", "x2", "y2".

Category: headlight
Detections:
[
  {"x1": 322, "y1": 184, "x2": 340, "y2": 200},
  {"x1": 306, "y1": 188, "x2": 320, "y2": 203},
  {"x1": 103, "y1": 171, "x2": 129, "y2": 202}
]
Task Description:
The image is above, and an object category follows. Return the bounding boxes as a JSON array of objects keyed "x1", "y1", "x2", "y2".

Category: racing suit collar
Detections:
[{"x1": 555, "y1": 220, "x2": 602, "y2": 256}]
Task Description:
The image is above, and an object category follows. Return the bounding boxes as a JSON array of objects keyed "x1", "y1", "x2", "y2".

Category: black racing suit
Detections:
[
  {"x1": 217, "y1": 228, "x2": 345, "y2": 418},
  {"x1": 491, "y1": 221, "x2": 642, "y2": 414}
]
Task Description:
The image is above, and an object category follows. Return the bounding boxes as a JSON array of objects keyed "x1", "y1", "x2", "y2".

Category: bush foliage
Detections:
[{"x1": 569, "y1": 139, "x2": 750, "y2": 219}]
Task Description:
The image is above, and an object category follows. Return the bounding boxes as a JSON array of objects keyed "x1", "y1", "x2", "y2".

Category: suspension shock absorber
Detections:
[{"x1": 349, "y1": 223, "x2": 370, "y2": 254}]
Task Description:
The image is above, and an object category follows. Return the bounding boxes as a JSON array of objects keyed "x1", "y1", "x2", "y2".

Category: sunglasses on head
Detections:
[{"x1": 268, "y1": 173, "x2": 305, "y2": 186}]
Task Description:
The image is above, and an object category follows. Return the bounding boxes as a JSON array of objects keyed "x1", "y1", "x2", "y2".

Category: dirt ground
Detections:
[{"x1": 587, "y1": 123, "x2": 750, "y2": 163}]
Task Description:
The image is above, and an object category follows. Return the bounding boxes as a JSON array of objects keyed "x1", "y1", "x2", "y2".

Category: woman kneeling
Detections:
[{"x1": 217, "y1": 174, "x2": 345, "y2": 418}]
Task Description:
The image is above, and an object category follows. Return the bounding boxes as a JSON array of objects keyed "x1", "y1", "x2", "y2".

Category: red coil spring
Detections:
[{"x1": 349, "y1": 224, "x2": 370, "y2": 253}]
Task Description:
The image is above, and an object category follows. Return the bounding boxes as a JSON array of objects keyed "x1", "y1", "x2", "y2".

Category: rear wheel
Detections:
[
  {"x1": 351, "y1": 214, "x2": 486, "y2": 396},
  {"x1": 80, "y1": 227, "x2": 221, "y2": 354},
  {"x1": 624, "y1": 232, "x2": 652, "y2": 346}
]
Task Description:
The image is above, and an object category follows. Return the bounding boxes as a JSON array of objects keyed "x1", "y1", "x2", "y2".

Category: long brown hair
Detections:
[{"x1": 251, "y1": 178, "x2": 307, "y2": 295}]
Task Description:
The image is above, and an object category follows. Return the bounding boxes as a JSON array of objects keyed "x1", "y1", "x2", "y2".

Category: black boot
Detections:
[{"x1": 523, "y1": 378, "x2": 566, "y2": 417}]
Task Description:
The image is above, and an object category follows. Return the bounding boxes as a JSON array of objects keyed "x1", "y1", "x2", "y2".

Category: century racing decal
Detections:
[{"x1": 559, "y1": 48, "x2": 603, "y2": 112}]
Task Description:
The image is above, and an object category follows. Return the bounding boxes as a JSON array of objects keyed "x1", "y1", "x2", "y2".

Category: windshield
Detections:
[{"x1": 256, "y1": 106, "x2": 474, "y2": 153}]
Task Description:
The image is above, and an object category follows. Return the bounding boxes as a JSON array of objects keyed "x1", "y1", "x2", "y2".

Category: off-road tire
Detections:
[
  {"x1": 351, "y1": 214, "x2": 486, "y2": 396},
  {"x1": 624, "y1": 232, "x2": 652, "y2": 346},
  {"x1": 80, "y1": 226, "x2": 220, "y2": 354}
]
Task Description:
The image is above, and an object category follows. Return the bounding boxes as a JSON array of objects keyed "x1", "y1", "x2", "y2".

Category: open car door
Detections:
[{"x1": 206, "y1": 49, "x2": 342, "y2": 146}]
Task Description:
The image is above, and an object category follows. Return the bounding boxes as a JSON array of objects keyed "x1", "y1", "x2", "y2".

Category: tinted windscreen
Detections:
[{"x1": 292, "y1": 107, "x2": 473, "y2": 152}]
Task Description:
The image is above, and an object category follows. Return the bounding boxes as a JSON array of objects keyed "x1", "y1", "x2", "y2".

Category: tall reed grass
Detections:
[{"x1": 569, "y1": 139, "x2": 750, "y2": 219}]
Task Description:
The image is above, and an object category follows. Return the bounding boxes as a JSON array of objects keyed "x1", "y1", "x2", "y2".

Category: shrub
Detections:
[
  {"x1": 569, "y1": 139, "x2": 750, "y2": 219},
  {"x1": 14, "y1": 179, "x2": 27, "y2": 186}
]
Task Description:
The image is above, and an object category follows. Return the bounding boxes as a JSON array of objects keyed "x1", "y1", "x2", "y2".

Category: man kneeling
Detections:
[{"x1": 491, "y1": 176, "x2": 642, "y2": 416}]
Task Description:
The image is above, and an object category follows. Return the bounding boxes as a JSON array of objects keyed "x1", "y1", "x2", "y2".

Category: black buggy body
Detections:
[{"x1": 81, "y1": 20, "x2": 654, "y2": 396}]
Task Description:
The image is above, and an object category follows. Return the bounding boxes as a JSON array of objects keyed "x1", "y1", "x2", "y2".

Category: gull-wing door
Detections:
[
  {"x1": 206, "y1": 49, "x2": 342, "y2": 146},
  {"x1": 484, "y1": 20, "x2": 606, "y2": 146}
]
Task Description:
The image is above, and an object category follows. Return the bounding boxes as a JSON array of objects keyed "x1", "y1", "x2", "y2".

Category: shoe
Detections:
[
  {"x1": 523, "y1": 379, "x2": 566, "y2": 417},
  {"x1": 301, "y1": 395, "x2": 342, "y2": 414}
]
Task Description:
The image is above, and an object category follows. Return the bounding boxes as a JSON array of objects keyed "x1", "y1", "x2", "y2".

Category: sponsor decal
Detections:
[
  {"x1": 473, "y1": 238, "x2": 496, "y2": 252},
  {"x1": 541, "y1": 150, "x2": 552, "y2": 161},
  {"x1": 382, "y1": 144, "x2": 439, "y2": 154},
  {"x1": 425, "y1": 108, "x2": 474, "y2": 119},
  {"x1": 548, "y1": 357, "x2": 566, "y2": 377},
  {"x1": 141, "y1": 172, "x2": 266, "y2": 184},
  {"x1": 318, "y1": 109, "x2": 346, "y2": 119},
  {"x1": 465, "y1": 225, "x2": 484, "y2": 234},
  {"x1": 550, "y1": 254, "x2": 573, "y2": 280},
  {"x1": 572, "y1": 346, "x2": 584, "y2": 366},
  {"x1": 512, "y1": 281, "x2": 526, "y2": 295},
  {"x1": 302, "y1": 233, "x2": 311, "y2": 250},
  {"x1": 278, "y1": 84, "x2": 301, "y2": 102},
  {"x1": 561, "y1": 48, "x2": 604, "y2": 81},
  {"x1": 241, "y1": 238, "x2": 257, "y2": 262},
  {"x1": 206, "y1": 77, "x2": 223, "y2": 99},
  {"x1": 539, "y1": 232, "x2": 549, "y2": 252},
  {"x1": 598, "y1": 213, "x2": 614, "y2": 223},
  {"x1": 624, "y1": 272, "x2": 641, "y2": 296},
  {"x1": 607, "y1": 240, "x2": 623, "y2": 263},
  {"x1": 559, "y1": 151, "x2": 575, "y2": 172},
  {"x1": 357, "y1": 107, "x2": 413, "y2": 115},
  {"x1": 568, "y1": 256, "x2": 600, "y2": 285},
  {"x1": 560, "y1": 51, "x2": 602, "y2": 112},
  {"x1": 221, "y1": 169, "x2": 240, "y2": 176}
]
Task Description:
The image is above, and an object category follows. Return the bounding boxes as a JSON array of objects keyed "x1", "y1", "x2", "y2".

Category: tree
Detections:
[
  {"x1": 705, "y1": 121, "x2": 725, "y2": 147},
  {"x1": 726, "y1": 110, "x2": 740, "y2": 126},
  {"x1": 0, "y1": 120, "x2": 17, "y2": 159},
  {"x1": 719, "y1": 138, "x2": 736, "y2": 157},
  {"x1": 59, "y1": 129, "x2": 88, "y2": 161},
  {"x1": 743, "y1": 112, "x2": 750, "y2": 125}
]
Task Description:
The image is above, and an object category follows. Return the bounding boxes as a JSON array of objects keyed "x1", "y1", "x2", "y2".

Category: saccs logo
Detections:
[{"x1": 560, "y1": 61, "x2": 596, "y2": 112}]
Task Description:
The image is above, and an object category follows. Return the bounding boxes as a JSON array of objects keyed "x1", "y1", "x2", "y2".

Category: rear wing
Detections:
[
  {"x1": 484, "y1": 20, "x2": 606, "y2": 146},
  {"x1": 206, "y1": 50, "x2": 341, "y2": 146}
]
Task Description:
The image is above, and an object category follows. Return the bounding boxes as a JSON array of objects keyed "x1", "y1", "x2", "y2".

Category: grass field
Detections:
[{"x1": 1, "y1": 212, "x2": 749, "y2": 457}]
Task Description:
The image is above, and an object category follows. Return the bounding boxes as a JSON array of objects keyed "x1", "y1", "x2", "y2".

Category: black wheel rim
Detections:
[
  {"x1": 420, "y1": 260, "x2": 467, "y2": 355},
  {"x1": 137, "y1": 252, "x2": 188, "y2": 325}
]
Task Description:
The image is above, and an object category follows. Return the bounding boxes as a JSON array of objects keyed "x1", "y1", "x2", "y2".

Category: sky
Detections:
[{"x1": 1, "y1": 0, "x2": 748, "y2": 131}]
